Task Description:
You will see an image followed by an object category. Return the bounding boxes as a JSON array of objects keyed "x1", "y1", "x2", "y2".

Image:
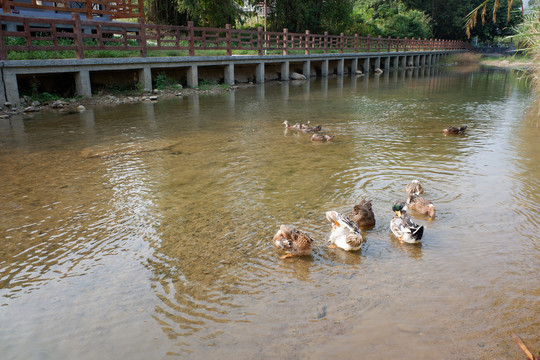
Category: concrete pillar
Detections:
[
  {"x1": 4, "y1": 72, "x2": 19, "y2": 104},
  {"x1": 337, "y1": 59, "x2": 344, "y2": 75},
  {"x1": 350, "y1": 58, "x2": 358, "y2": 75},
  {"x1": 384, "y1": 56, "x2": 390, "y2": 70},
  {"x1": 224, "y1": 63, "x2": 234, "y2": 85},
  {"x1": 401, "y1": 56, "x2": 407, "y2": 68},
  {"x1": 138, "y1": 66, "x2": 152, "y2": 92},
  {"x1": 255, "y1": 62, "x2": 265, "y2": 83},
  {"x1": 374, "y1": 57, "x2": 381, "y2": 70},
  {"x1": 187, "y1": 65, "x2": 198, "y2": 88},
  {"x1": 303, "y1": 60, "x2": 311, "y2": 77},
  {"x1": 280, "y1": 61, "x2": 289, "y2": 81},
  {"x1": 421, "y1": 55, "x2": 426, "y2": 66},
  {"x1": 363, "y1": 58, "x2": 370, "y2": 73},
  {"x1": 0, "y1": 70, "x2": 6, "y2": 104},
  {"x1": 393, "y1": 56, "x2": 399, "y2": 69},
  {"x1": 321, "y1": 60, "x2": 329, "y2": 77},
  {"x1": 427, "y1": 54, "x2": 432, "y2": 66},
  {"x1": 414, "y1": 55, "x2": 420, "y2": 67},
  {"x1": 75, "y1": 70, "x2": 92, "y2": 98}
]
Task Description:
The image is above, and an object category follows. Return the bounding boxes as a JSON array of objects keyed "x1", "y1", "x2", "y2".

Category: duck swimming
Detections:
[
  {"x1": 311, "y1": 134, "x2": 334, "y2": 141},
  {"x1": 407, "y1": 194, "x2": 436, "y2": 219},
  {"x1": 443, "y1": 126, "x2": 467, "y2": 135},
  {"x1": 347, "y1": 199, "x2": 376, "y2": 228},
  {"x1": 272, "y1": 225, "x2": 314, "y2": 259},
  {"x1": 325, "y1": 211, "x2": 364, "y2": 251},
  {"x1": 405, "y1": 180, "x2": 424, "y2": 195},
  {"x1": 390, "y1": 202, "x2": 424, "y2": 243},
  {"x1": 283, "y1": 120, "x2": 301, "y2": 130}
]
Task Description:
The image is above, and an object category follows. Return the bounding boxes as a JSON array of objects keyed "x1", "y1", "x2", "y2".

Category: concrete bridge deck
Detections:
[{"x1": 0, "y1": 50, "x2": 462, "y2": 104}]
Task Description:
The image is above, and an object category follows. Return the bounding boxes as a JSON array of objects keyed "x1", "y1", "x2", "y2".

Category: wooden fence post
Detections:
[
  {"x1": 377, "y1": 35, "x2": 381, "y2": 52},
  {"x1": 396, "y1": 36, "x2": 400, "y2": 52},
  {"x1": 340, "y1": 32, "x2": 344, "y2": 53},
  {"x1": 257, "y1": 26, "x2": 263, "y2": 55},
  {"x1": 354, "y1": 33, "x2": 358, "y2": 53},
  {"x1": 188, "y1": 21, "x2": 195, "y2": 56},
  {"x1": 85, "y1": 0, "x2": 93, "y2": 20},
  {"x1": 0, "y1": 24, "x2": 6, "y2": 60},
  {"x1": 226, "y1": 24, "x2": 232, "y2": 56},
  {"x1": 72, "y1": 13, "x2": 85, "y2": 59},
  {"x1": 138, "y1": 18, "x2": 147, "y2": 57},
  {"x1": 403, "y1": 37, "x2": 407, "y2": 52},
  {"x1": 282, "y1": 28, "x2": 288, "y2": 55},
  {"x1": 324, "y1": 31, "x2": 328, "y2": 54},
  {"x1": 387, "y1": 36, "x2": 391, "y2": 52},
  {"x1": 305, "y1": 30, "x2": 310, "y2": 55},
  {"x1": 366, "y1": 35, "x2": 370, "y2": 52}
]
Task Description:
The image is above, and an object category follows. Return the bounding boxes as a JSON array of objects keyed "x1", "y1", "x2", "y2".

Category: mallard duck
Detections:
[
  {"x1": 442, "y1": 126, "x2": 467, "y2": 135},
  {"x1": 390, "y1": 202, "x2": 424, "y2": 243},
  {"x1": 407, "y1": 194, "x2": 436, "y2": 219},
  {"x1": 283, "y1": 120, "x2": 300, "y2": 130},
  {"x1": 301, "y1": 124, "x2": 322, "y2": 133},
  {"x1": 347, "y1": 199, "x2": 376, "y2": 228},
  {"x1": 272, "y1": 225, "x2": 313, "y2": 259},
  {"x1": 405, "y1": 180, "x2": 424, "y2": 195},
  {"x1": 325, "y1": 211, "x2": 365, "y2": 251},
  {"x1": 311, "y1": 134, "x2": 334, "y2": 141}
]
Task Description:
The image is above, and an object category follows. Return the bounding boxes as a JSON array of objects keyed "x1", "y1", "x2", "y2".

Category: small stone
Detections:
[
  {"x1": 149, "y1": 96, "x2": 158, "y2": 101},
  {"x1": 23, "y1": 106, "x2": 39, "y2": 112},
  {"x1": 77, "y1": 105, "x2": 86, "y2": 112},
  {"x1": 0, "y1": 114, "x2": 10, "y2": 119},
  {"x1": 290, "y1": 72, "x2": 307, "y2": 80},
  {"x1": 31, "y1": 101, "x2": 41, "y2": 107},
  {"x1": 4, "y1": 102, "x2": 12, "y2": 108}
]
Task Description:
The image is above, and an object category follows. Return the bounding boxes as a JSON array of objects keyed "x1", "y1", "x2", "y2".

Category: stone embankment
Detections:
[{"x1": 0, "y1": 84, "x2": 247, "y2": 119}]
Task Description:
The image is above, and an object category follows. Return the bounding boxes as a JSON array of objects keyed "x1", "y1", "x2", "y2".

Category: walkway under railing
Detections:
[{"x1": 0, "y1": 13, "x2": 473, "y2": 60}]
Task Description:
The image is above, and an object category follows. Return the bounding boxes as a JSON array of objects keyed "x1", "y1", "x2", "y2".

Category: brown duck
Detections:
[
  {"x1": 443, "y1": 126, "x2": 467, "y2": 135},
  {"x1": 407, "y1": 194, "x2": 436, "y2": 219},
  {"x1": 272, "y1": 225, "x2": 314, "y2": 259},
  {"x1": 347, "y1": 199, "x2": 376, "y2": 228}
]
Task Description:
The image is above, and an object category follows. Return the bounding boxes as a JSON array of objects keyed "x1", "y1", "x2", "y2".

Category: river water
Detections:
[{"x1": 0, "y1": 66, "x2": 538, "y2": 360}]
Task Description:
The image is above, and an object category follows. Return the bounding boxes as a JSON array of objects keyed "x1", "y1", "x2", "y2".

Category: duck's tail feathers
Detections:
[{"x1": 412, "y1": 225, "x2": 424, "y2": 240}]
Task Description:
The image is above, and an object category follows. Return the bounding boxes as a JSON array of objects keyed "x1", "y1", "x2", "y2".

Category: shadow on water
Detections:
[{"x1": 0, "y1": 66, "x2": 538, "y2": 359}]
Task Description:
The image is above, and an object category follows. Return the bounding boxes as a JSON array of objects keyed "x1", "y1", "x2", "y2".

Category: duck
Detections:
[
  {"x1": 405, "y1": 179, "x2": 424, "y2": 195},
  {"x1": 311, "y1": 134, "x2": 334, "y2": 141},
  {"x1": 301, "y1": 124, "x2": 322, "y2": 133},
  {"x1": 374, "y1": 67, "x2": 383, "y2": 75},
  {"x1": 283, "y1": 120, "x2": 301, "y2": 130},
  {"x1": 407, "y1": 194, "x2": 436, "y2": 219},
  {"x1": 272, "y1": 225, "x2": 314, "y2": 259},
  {"x1": 325, "y1": 211, "x2": 365, "y2": 251},
  {"x1": 347, "y1": 199, "x2": 376, "y2": 228},
  {"x1": 442, "y1": 126, "x2": 467, "y2": 135},
  {"x1": 390, "y1": 202, "x2": 424, "y2": 243}
]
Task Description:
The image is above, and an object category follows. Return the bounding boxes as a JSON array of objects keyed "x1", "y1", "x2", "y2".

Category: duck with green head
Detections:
[{"x1": 390, "y1": 202, "x2": 424, "y2": 243}]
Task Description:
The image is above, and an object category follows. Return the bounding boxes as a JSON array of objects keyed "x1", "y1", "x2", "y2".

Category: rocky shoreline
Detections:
[{"x1": 0, "y1": 83, "x2": 255, "y2": 119}]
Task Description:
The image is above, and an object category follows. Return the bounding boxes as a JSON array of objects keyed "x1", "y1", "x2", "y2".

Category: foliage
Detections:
[
  {"x1": 350, "y1": 1, "x2": 433, "y2": 39},
  {"x1": 465, "y1": 0, "x2": 524, "y2": 41},
  {"x1": 145, "y1": 0, "x2": 246, "y2": 27},
  {"x1": 267, "y1": 0, "x2": 354, "y2": 34}
]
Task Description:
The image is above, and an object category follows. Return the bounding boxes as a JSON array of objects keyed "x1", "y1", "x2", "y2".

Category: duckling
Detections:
[
  {"x1": 390, "y1": 202, "x2": 424, "y2": 243},
  {"x1": 311, "y1": 134, "x2": 334, "y2": 141},
  {"x1": 442, "y1": 126, "x2": 467, "y2": 135},
  {"x1": 283, "y1": 120, "x2": 300, "y2": 130},
  {"x1": 272, "y1": 225, "x2": 314, "y2": 259},
  {"x1": 325, "y1": 211, "x2": 365, "y2": 251},
  {"x1": 407, "y1": 194, "x2": 436, "y2": 219},
  {"x1": 347, "y1": 199, "x2": 376, "y2": 228},
  {"x1": 405, "y1": 180, "x2": 424, "y2": 195}
]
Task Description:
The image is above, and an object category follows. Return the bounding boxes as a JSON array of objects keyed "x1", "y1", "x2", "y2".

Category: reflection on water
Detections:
[{"x1": 0, "y1": 67, "x2": 538, "y2": 360}]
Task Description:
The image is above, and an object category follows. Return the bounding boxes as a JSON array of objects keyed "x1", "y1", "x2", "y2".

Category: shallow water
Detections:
[{"x1": 0, "y1": 66, "x2": 539, "y2": 360}]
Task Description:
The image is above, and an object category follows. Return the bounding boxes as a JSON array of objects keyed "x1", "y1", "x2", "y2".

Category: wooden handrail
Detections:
[{"x1": 0, "y1": 14, "x2": 474, "y2": 60}]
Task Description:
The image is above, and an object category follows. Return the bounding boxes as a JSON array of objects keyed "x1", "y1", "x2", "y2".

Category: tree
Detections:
[
  {"x1": 267, "y1": 0, "x2": 354, "y2": 34},
  {"x1": 350, "y1": 0, "x2": 433, "y2": 38}
]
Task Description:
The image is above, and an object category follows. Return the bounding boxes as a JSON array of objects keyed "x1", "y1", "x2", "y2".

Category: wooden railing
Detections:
[
  {"x1": 0, "y1": 0, "x2": 144, "y2": 19},
  {"x1": 0, "y1": 13, "x2": 474, "y2": 60}
]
